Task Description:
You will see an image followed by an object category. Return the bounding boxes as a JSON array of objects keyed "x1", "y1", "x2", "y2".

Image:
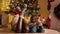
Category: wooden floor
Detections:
[{"x1": 0, "y1": 27, "x2": 60, "y2": 34}]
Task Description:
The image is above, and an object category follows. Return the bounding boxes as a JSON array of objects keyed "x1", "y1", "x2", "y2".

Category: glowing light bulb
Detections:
[
  {"x1": 1, "y1": 8, "x2": 4, "y2": 10},
  {"x1": 6, "y1": 6, "x2": 10, "y2": 10}
]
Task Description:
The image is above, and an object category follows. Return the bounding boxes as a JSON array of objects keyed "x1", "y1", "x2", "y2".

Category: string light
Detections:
[{"x1": 1, "y1": 0, "x2": 10, "y2": 11}]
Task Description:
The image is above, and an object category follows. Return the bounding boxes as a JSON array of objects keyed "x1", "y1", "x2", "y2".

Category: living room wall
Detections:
[{"x1": 38, "y1": 0, "x2": 49, "y2": 21}]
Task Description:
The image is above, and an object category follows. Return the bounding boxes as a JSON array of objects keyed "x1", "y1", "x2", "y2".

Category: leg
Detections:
[
  {"x1": 30, "y1": 25, "x2": 37, "y2": 33},
  {"x1": 37, "y1": 26, "x2": 45, "y2": 33}
]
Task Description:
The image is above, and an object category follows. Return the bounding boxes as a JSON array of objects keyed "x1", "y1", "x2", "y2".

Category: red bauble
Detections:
[
  {"x1": 13, "y1": 9, "x2": 19, "y2": 15},
  {"x1": 32, "y1": 2, "x2": 37, "y2": 8}
]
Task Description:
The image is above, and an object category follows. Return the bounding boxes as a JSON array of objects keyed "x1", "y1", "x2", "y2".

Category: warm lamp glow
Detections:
[
  {"x1": 6, "y1": 6, "x2": 10, "y2": 10},
  {"x1": 1, "y1": 8, "x2": 4, "y2": 11},
  {"x1": 1, "y1": 0, "x2": 10, "y2": 11}
]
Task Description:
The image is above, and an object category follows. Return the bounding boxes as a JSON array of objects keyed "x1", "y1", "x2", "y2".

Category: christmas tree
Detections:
[
  {"x1": 9, "y1": 0, "x2": 40, "y2": 33},
  {"x1": 9, "y1": 0, "x2": 40, "y2": 16}
]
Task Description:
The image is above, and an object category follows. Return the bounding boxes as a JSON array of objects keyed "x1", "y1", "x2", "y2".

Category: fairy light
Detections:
[{"x1": 1, "y1": 0, "x2": 10, "y2": 11}]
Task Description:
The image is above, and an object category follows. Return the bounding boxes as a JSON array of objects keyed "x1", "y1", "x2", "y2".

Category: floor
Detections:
[
  {"x1": 0, "y1": 27, "x2": 60, "y2": 34},
  {"x1": 0, "y1": 27, "x2": 13, "y2": 33}
]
